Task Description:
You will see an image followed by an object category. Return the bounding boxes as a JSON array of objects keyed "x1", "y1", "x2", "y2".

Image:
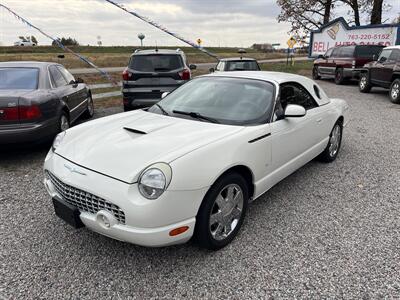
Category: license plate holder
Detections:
[{"x1": 52, "y1": 197, "x2": 84, "y2": 228}]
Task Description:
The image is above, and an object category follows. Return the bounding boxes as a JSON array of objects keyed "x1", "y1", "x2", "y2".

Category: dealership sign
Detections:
[{"x1": 309, "y1": 17, "x2": 400, "y2": 57}]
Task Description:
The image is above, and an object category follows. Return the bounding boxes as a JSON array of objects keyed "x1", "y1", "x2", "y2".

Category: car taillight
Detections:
[
  {"x1": 1, "y1": 107, "x2": 19, "y2": 121},
  {"x1": 122, "y1": 69, "x2": 131, "y2": 81},
  {"x1": 179, "y1": 69, "x2": 191, "y2": 80},
  {"x1": 19, "y1": 105, "x2": 42, "y2": 120}
]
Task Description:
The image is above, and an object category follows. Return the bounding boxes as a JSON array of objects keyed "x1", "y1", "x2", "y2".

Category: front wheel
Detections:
[
  {"x1": 195, "y1": 172, "x2": 249, "y2": 250},
  {"x1": 359, "y1": 73, "x2": 372, "y2": 93},
  {"x1": 312, "y1": 66, "x2": 321, "y2": 80},
  {"x1": 318, "y1": 122, "x2": 343, "y2": 163},
  {"x1": 58, "y1": 112, "x2": 70, "y2": 133},
  {"x1": 389, "y1": 79, "x2": 400, "y2": 104}
]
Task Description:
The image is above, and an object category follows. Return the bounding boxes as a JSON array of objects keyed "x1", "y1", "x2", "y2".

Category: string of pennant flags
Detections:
[
  {"x1": 0, "y1": 3, "x2": 116, "y2": 84},
  {"x1": 104, "y1": 0, "x2": 219, "y2": 60}
]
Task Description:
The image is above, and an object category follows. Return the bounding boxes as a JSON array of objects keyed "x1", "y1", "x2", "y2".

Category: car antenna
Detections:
[{"x1": 238, "y1": 48, "x2": 246, "y2": 60}]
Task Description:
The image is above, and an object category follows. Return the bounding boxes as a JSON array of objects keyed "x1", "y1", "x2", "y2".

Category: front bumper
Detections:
[
  {"x1": 0, "y1": 117, "x2": 58, "y2": 145},
  {"x1": 43, "y1": 151, "x2": 208, "y2": 247}
]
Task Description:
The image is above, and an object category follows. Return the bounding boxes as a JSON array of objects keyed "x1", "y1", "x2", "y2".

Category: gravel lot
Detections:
[{"x1": 1, "y1": 80, "x2": 399, "y2": 299}]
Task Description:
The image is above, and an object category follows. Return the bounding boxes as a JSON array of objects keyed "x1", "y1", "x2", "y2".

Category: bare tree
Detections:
[
  {"x1": 370, "y1": 0, "x2": 383, "y2": 24},
  {"x1": 340, "y1": 0, "x2": 361, "y2": 25},
  {"x1": 277, "y1": 0, "x2": 335, "y2": 34}
]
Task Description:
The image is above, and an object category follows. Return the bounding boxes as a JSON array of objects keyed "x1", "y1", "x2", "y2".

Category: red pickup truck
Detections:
[{"x1": 313, "y1": 45, "x2": 384, "y2": 85}]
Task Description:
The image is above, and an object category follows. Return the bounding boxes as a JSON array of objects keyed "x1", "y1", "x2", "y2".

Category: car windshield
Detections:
[
  {"x1": 148, "y1": 77, "x2": 275, "y2": 126},
  {"x1": 0, "y1": 68, "x2": 39, "y2": 90},
  {"x1": 129, "y1": 54, "x2": 183, "y2": 72},
  {"x1": 226, "y1": 61, "x2": 259, "y2": 71}
]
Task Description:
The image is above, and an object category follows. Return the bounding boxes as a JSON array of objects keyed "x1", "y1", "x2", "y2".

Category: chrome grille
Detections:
[{"x1": 47, "y1": 171, "x2": 126, "y2": 224}]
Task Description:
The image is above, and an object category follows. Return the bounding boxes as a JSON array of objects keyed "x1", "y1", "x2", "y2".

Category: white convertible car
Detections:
[{"x1": 44, "y1": 72, "x2": 349, "y2": 250}]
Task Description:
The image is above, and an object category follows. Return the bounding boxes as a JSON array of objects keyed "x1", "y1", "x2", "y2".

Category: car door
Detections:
[
  {"x1": 48, "y1": 65, "x2": 77, "y2": 118},
  {"x1": 57, "y1": 65, "x2": 88, "y2": 117},
  {"x1": 370, "y1": 49, "x2": 392, "y2": 87},
  {"x1": 326, "y1": 47, "x2": 339, "y2": 76},
  {"x1": 269, "y1": 83, "x2": 322, "y2": 183},
  {"x1": 318, "y1": 48, "x2": 333, "y2": 75}
]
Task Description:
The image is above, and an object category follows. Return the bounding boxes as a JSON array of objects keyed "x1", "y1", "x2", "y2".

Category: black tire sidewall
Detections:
[
  {"x1": 313, "y1": 66, "x2": 320, "y2": 80},
  {"x1": 335, "y1": 69, "x2": 344, "y2": 85},
  {"x1": 195, "y1": 172, "x2": 249, "y2": 250},
  {"x1": 359, "y1": 74, "x2": 371, "y2": 93}
]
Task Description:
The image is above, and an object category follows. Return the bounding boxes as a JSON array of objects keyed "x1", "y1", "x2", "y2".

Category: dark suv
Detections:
[
  {"x1": 122, "y1": 49, "x2": 196, "y2": 111},
  {"x1": 359, "y1": 46, "x2": 400, "y2": 104},
  {"x1": 313, "y1": 45, "x2": 384, "y2": 84}
]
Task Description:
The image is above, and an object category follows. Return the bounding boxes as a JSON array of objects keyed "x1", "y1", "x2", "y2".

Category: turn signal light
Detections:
[
  {"x1": 169, "y1": 226, "x2": 189, "y2": 236},
  {"x1": 122, "y1": 69, "x2": 131, "y2": 81},
  {"x1": 179, "y1": 69, "x2": 191, "y2": 80}
]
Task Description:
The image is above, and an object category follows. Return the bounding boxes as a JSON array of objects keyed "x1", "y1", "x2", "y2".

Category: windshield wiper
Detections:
[
  {"x1": 155, "y1": 104, "x2": 169, "y2": 116},
  {"x1": 172, "y1": 110, "x2": 220, "y2": 124}
]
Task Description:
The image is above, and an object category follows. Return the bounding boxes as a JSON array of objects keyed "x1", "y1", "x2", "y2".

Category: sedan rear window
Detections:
[
  {"x1": 0, "y1": 68, "x2": 39, "y2": 90},
  {"x1": 226, "y1": 61, "x2": 260, "y2": 71},
  {"x1": 129, "y1": 55, "x2": 184, "y2": 72}
]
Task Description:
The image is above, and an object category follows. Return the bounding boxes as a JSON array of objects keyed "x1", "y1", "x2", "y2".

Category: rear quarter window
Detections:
[
  {"x1": 129, "y1": 54, "x2": 184, "y2": 72},
  {"x1": 355, "y1": 46, "x2": 383, "y2": 58}
]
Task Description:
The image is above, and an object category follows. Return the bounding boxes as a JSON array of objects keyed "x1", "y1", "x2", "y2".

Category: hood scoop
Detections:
[{"x1": 123, "y1": 127, "x2": 146, "y2": 134}]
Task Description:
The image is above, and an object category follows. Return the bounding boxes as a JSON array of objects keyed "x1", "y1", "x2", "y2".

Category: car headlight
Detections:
[
  {"x1": 52, "y1": 131, "x2": 66, "y2": 152},
  {"x1": 138, "y1": 163, "x2": 172, "y2": 200}
]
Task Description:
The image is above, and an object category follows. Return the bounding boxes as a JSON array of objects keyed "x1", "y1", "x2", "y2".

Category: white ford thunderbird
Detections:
[{"x1": 44, "y1": 72, "x2": 349, "y2": 250}]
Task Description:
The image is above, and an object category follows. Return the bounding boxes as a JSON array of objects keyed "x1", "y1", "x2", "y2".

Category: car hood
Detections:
[{"x1": 55, "y1": 110, "x2": 244, "y2": 183}]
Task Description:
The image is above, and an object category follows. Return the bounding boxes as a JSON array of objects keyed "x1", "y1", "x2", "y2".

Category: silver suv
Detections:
[{"x1": 122, "y1": 49, "x2": 196, "y2": 111}]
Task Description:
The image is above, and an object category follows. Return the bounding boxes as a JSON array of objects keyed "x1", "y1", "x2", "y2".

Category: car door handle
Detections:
[{"x1": 316, "y1": 118, "x2": 322, "y2": 123}]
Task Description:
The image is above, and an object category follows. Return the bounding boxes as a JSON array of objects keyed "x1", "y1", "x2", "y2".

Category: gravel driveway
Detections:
[{"x1": 1, "y1": 81, "x2": 399, "y2": 299}]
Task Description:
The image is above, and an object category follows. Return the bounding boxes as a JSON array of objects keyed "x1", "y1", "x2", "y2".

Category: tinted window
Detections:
[
  {"x1": 0, "y1": 68, "x2": 39, "y2": 90},
  {"x1": 57, "y1": 66, "x2": 75, "y2": 84},
  {"x1": 388, "y1": 49, "x2": 400, "y2": 62},
  {"x1": 325, "y1": 48, "x2": 334, "y2": 58},
  {"x1": 355, "y1": 46, "x2": 383, "y2": 58},
  {"x1": 280, "y1": 83, "x2": 318, "y2": 110},
  {"x1": 378, "y1": 49, "x2": 392, "y2": 63},
  {"x1": 339, "y1": 46, "x2": 355, "y2": 58},
  {"x1": 49, "y1": 66, "x2": 68, "y2": 87},
  {"x1": 331, "y1": 48, "x2": 340, "y2": 57},
  {"x1": 149, "y1": 77, "x2": 275, "y2": 125},
  {"x1": 226, "y1": 61, "x2": 260, "y2": 71},
  {"x1": 314, "y1": 85, "x2": 321, "y2": 99},
  {"x1": 129, "y1": 54, "x2": 183, "y2": 72}
]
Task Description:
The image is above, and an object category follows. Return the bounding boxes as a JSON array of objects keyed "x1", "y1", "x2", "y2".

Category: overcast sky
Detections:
[{"x1": 0, "y1": 0, "x2": 398, "y2": 48}]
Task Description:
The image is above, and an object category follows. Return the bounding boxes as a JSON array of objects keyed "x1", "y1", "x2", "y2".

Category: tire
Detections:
[
  {"x1": 389, "y1": 79, "x2": 400, "y2": 104},
  {"x1": 334, "y1": 68, "x2": 345, "y2": 85},
  {"x1": 82, "y1": 94, "x2": 95, "y2": 119},
  {"x1": 58, "y1": 112, "x2": 70, "y2": 133},
  {"x1": 318, "y1": 121, "x2": 343, "y2": 163},
  {"x1": 359, "y1": 73, "x2": 372, "y2": 93},
  {"x1": 312, "y1": 66, "x2": 321, "y2": 80},
  {"x1": 195, "y1": 172, "x2": 249, "y2": 250}
]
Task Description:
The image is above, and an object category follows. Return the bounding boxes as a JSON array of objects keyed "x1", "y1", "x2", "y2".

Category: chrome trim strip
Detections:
[{"x1": 70, "y1": 98, "x2": 88, "y2": 113}]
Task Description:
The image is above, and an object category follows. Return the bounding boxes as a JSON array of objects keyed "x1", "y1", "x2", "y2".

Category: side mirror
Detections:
[
  {"x1": 76, "y1": 78, "x2": 84, "y2": 84},
  {"x1": 189, "y1": 64, "x2": 197, "y2": 70},
  {"x1": 161, "y1": 92, "x2": 169, "y2": 99},
  {"x1": 284, "y1": 104, "x2": 306, "y2": 118},
  {"x1": 317, "y1": 54, "x2": 325, "y2": 59},
  {"x1": 378, "y1": 56, "x2": 387, "y2": 63},
  {"x1": 372, "y1": 54, "x2": 377, "y2": 61},
  {"x1": 209, "y1": 67, "x2": 215, "y2": 73}
]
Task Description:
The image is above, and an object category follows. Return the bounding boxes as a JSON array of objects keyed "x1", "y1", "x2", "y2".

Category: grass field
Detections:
[{"x1": 0, "y1": 45, "x2": 297, "y2": 68}]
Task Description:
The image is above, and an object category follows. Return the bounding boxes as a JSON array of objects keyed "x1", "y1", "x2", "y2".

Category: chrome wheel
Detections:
[
  {"x1": 209, "y1": 184, "x2": 244, "y2": 241},
  {"x1": 391, "y1": 83, "x2": 399, "y2": 100},
  {"x1": 60, "y1": 115, "x2": 69, "y2": 131},
  {"x1": 329, "y1": 124, "x2": 341, "y2": 157},
  {"x1": 360, "y1": 76, "x2": 367, "y2": 90}
]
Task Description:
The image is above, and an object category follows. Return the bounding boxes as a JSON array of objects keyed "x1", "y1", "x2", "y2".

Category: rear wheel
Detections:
[
  {"x1": 83, "y1": 94, "x2": 95, "y2": 119},
  {"x1": 59, "y1": 112, "x2": 70, "y2": 132},
  {"x1": 318, "y1": 121, "x2": 343, "y2": 163},
  {"x1": 334, "y1": 68, "x2": 345, "y2": 85},
  {"x1": 312, "y1": 66, "x2": 321, "y2": 80},
  {"x1": 389, "y1": 79, "x2": 400, "y2": 104},
  {"x1": 195, "y1": 172, "x2": 248, "y2": 250},
  {"x1": 359, "y1": 73, "x2": 372, "y2": 93}
]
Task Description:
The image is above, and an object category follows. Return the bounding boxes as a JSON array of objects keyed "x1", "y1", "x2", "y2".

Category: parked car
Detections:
[
  {"x1": 122, "y1": 48, "x2": 196, "y2": 111},
  {"x1": 313, "y1": 44, "x2": 384, "y2": 84},
  {"x1": 210, "y1": 57, "x2": 261, "y2": 73},
  {"x1": 359, "y1": 45, "x2": 400, "y2": 104},
  {"x1": 14, "y1": 40, "x2": 37, "y2": 47},
  {"x1": 0, "y1": 61, "x2": 94, "y2": 145},
  {"x1": 44, "y1": 71, "x2": 349, "y2": 250}
]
